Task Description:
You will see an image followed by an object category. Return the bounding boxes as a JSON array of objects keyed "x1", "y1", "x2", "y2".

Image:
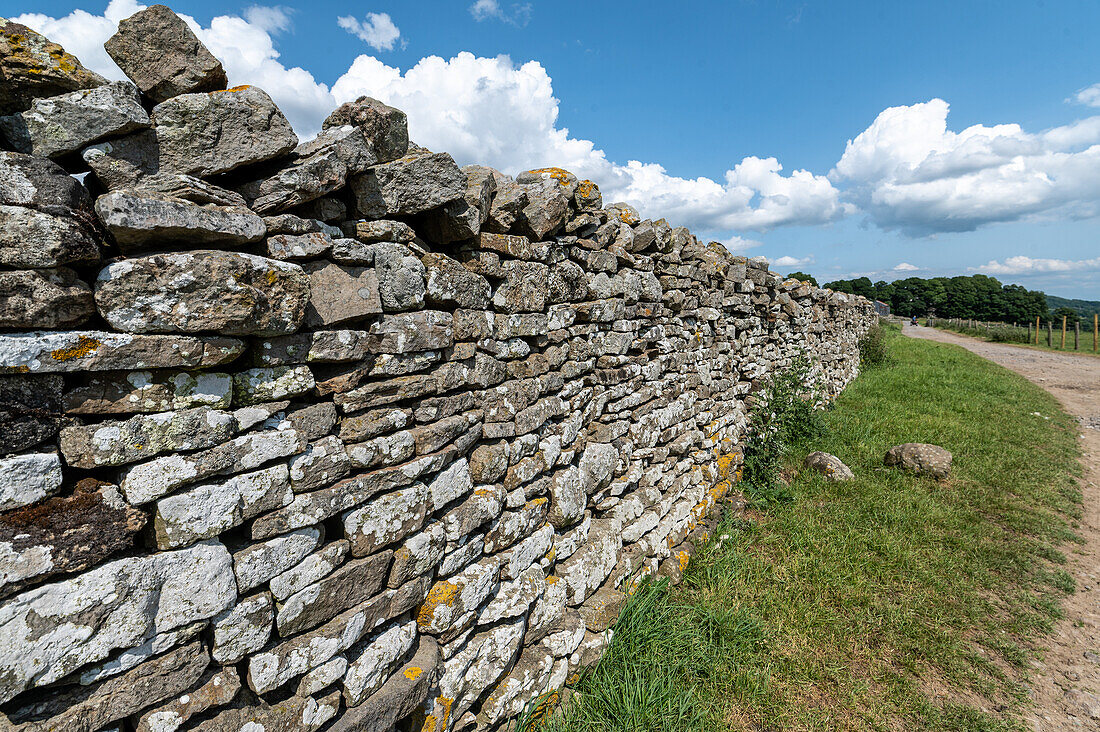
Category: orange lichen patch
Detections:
[
  {"x1": 422, "y1": 696, "x2": 453, "y2": 731},
  {"x1": 543, "y1": 547, "x2": 556, "y2": 563},
  {"x1": 404, "y1": 666, "x2": 423, "y2": 681},
  {"x1": 531, "y1": 497, "x2": 549, "y2": 508},
  {"x1": 525, "y1": 167, "x2": 576, "y2": 187},
  {"x1": 677, "y1": 550, "x2": 691, "y2": 573},
  {"x1": 50, "y1": 334, "x2": 100, "y2": 362},
  {"x1": 546, "y1": 575, "x2": 560, "y2": 585},
  {"x1": 416, "y1": 580, "x2": 458, "y2": 627},
  {"x1": 214, "y1": 84, "x2": 252, "y2": 93},
  {"x1": 715, "y1": 453, "x2": 737, "y2": 480},
  {"x1": 576, "y1": 179, "x2": 598, "y2": 197},
  {"x1": 265, "y1": 269, "x2": 280, "y2": 285},
  {"x1": 4, "y1": 365, "x2": 32, "y2": 374},
  {"x1": 527, "y1": 690, "x2": 561, "y2": 727}
]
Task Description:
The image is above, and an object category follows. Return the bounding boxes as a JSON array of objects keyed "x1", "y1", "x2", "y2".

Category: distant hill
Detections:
[{"x1": 1046, "y1": 295, "x2": 1100, "y2": 319}]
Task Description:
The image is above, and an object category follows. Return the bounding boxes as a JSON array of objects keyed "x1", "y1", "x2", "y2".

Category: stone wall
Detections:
[{"x1": 0, "y1": 7, "x2": 876, "y2": 732}]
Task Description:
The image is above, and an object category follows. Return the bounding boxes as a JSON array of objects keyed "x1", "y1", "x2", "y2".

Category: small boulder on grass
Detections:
[
  {"x1": 884, "y1": 443, "x2": 952, "y2": 479},
  {"x1": 804, "y1": 451, "x2": 854, "y2": 481}
]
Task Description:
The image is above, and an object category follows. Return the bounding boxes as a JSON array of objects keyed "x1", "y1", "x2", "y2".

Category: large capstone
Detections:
[
  {"x1": 94, "y1": 251, "x2": 309, "y2": 335},
  {"x1": 323, "y1": 95, "x2": 409, "y2": 163},
  {"x1": 94, "y1": 189, "x2": 266, "y2": 250},
  {"x1": 151, "y1": 85, "x2": 298, "y2": 176},
  {"x1": 0, "y1": 18, "x2": 107, "y2": 116},
  {"x1": 105, "y1": 4, "x2": 228, "y2": 102},
  {"x1": 350, "y1": 151, "x2": 466, "y2": 218}
]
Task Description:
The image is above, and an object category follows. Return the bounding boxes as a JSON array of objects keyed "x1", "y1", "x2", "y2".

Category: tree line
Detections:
[{"x1": 789, "y1": 273, "x2": 1074, "y2": 324}]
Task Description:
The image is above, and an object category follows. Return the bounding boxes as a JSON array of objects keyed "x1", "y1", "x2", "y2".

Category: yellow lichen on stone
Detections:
[
  {"x1": 50, "y1": 335, "x2": 100, "y2": 362},
  {"x1": 215, "y1": 84, "x2": 252, "y2": 93},
  {"x1": 546, "y1": 575, "x2": 560, "y2": 585},
  {"x1": 404, "y1": 666, "x2": 423, "y2": 680},
  {"x1": 677, "y1": 550, "x2": 690, "y2": 573},
  {"x1": 416, "y1": 580, "x2": 458, "y2": 627},
  {"x1": 526, "y1": 167, "x2": 575, "y2": 187}
]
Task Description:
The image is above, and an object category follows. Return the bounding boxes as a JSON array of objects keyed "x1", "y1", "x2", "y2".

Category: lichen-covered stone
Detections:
[
  {"x1": 151, "y1": 85, "x2": 297, "y2": 176},
  {"x1": 0, "y1": 330, "x2": 244, "y2": 373},
  {"x1": 0, "y1": 80, "x2": 149, "y2": 159},
  {"x1": 211, "y1": 590, "x2": 274, "y2": 664},
  {"x1": 270, "y1": 539, "x2": 350, "y2": 601},
  {"x1": 0, "y1": 268, "x2": 87, "y2": 330},
  {"x1": 0, "y1": 374, "x2": 61, "y2": 453},
  {"x1": 350, "y1": 151, "x2": 465, "y2": 217},
  {"x1": 105, "y1": 4, "x2": 227, "y2": 103},
  {"x1": 0, "y1": 451, "x2": 62, "y2": 512},
  {"x1": 324, "y1": 95, "x2": 409, "y2": 164},
  {"x1": 0, "y1": 18, "x2": 106, "y2": 116},
  {"x1": 95, "y1": 251, "x2": 308, "y2": 336},
  {"x1": 233, "y1": 526, "x2": 322, "y2": 592},
  {"x1": 0, "y1": 540, "x2": 235, "y2": 704},
  {"x1": 94, "y1": 189, "x2": 265, "y2": 250},
  {"x1": 135, "y1": 666, "x2": 241, "y2": 732},
  {"x1": 804, "y1": 451, "x2": 854, "y2": 481},
  {"x1": 343, "y1": 618, "x2": 417, "y2": 705},
  {"x1": 60, "y1": 406, "x2": 237, "y2": 469},
  {"x1": 63, "y1": 369, "x2": 233, "y2": 416},
  {"x1": 884, "y1": 442, "x2": 952, "y2": 479},
  {"x1": 303, "y1": 261, "x2": 382, "y2": 327}
]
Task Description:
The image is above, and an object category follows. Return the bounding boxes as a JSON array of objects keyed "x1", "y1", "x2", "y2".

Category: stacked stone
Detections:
[{"x1": 0, "y1": 6, "x2": 876, "y2": 732}]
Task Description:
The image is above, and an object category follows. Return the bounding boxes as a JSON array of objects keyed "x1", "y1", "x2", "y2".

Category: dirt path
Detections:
[{"x1": 904, "y1": 324, "x2": 1100, "y2": 729}]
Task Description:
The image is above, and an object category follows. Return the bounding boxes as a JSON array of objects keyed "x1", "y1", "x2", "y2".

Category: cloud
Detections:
[
  {"x1": 973, "y1": 256, "x2": 1100, "y2": 275},
  {"x1": 893, "y1": 262, "x2": 919, "y2": 271},
  {"x1": 1072, "y1": 83, "x2": 1100, "y2": 108},
  {"x1": 469, "y1": 0, "x2": 533, "y2": 26},
  {"x1": 774, "y1": 255, "x2": 813, "y2": 268},
  {"x1": 243, "y1": 5, "x2": 292, "y2": 34},
  {"x1": 337, "y1": 12, "x2": 401, "y2": 52},
  {"x1": 831, "y1": 98, "x2": 1100, "y2": 236}
]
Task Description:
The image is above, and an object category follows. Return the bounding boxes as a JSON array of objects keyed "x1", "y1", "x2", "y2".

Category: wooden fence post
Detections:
[
  {"x1": 1095, "y1": 313, "x2": 1099, "y2": 353},
  {"x1": 1048, "y1": 321, "x2": 1053, "y2": 347},
  {"x1": 1027, "y1": 322, "x2": 1032, "y2": 343},
  {"x1": 1061, "y1": 316, "x2": 1066, "y2": 349},
  {"x1": 1035, "y1": 315, "x2": 1040, "y2": 345},
  {"x1": 1075, "y1": 321, "x2": 1080, "y2": 350}
]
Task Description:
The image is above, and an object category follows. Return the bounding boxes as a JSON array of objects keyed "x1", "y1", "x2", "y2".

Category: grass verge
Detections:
[{"x1": 532, "y1": 325, "x2": 1082, "y2": 731}]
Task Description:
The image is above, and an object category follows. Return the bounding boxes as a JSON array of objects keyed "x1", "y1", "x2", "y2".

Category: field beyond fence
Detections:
[{"x1": 931, "y1": 315, "x2": 1100, "y2": 354}]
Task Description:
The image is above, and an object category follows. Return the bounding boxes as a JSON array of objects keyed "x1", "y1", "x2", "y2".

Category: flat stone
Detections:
[
  {"x1": 59, "y1": 406, "x2": 237, "y2": 469},
  {"x1": 516, "y1": 180, "x2": 569, "y2": 240},
  {"x1": 424, "y1": 252, "x2": 491, "y2": 309},
  {"x1": 0, "y1": 331, "x2": 243, "y2": 373},
  {"x1": 0, "y1": 374, "x2": 61, "y2": 453},
  {"x1": 289, "y1": 435, "x2": 352, "y2": 493},
  {"x1": 324, "y1": 96, "x2": 409, "y2": 163},
  {"x1": 105, "y1": 4, "x2": 227, "y2": 103},
  {"x1": 94, "y1": 189, "x2": 265, "y2": 250},
  {"x1": 343, "y1": 218, "x2": 415, "y2": 243},
  {"x1": 372, "y1": 242, "x2": 426, "y2": 311},
  {"x1": 547, "y1": 466, "x2": 585, "y2": 528},
  {"x1": 339, "y1": 407, "x2": 413, "y2": 442},
  {"x1": 804, "y1": 451, "x2": 854, "y2": 481},
  {"x1": 343, "y1": 483, "x2": 429, "y2": 557},
  {"x1": 233, "y1": 527, "x2": 322, "y2": 593},
  {"x1": 211, "y1": 591, "x2": 274, "y2": 664},
  {"x1": 239, "y1": 125, "x2": 375, "y2": 214},
  {"x1": 189, "y1": 692, "x2": 340, "y2": 732},
  {"x1": 435, "y1": 619, "x2": 522, "y2": 720},
  {"x1": 153, "y1": 464, "x2": 292, "y2": 549},
  {"x1": 327, "y1": 637, "x2": 440, "y2": 732},
  {"x1": 234, "y1": 365, "x2": 315, "y2": 405},
  {"x1": 486, "y1": 177, "x2": 527, "y2": 234},
  {"x1": 0, "y1": 18, "x2": 106, "y2": 116},
  {"x1": 343, "y1": 619, "x2": 417, "y2": 705},
  {"x1": 257, "y1": 329, "x2": 373, "y2": 365},
  {"x1": 558, "y1": 518, "x2": 622, "y2": 604},
  {"x1": 388, "y1": 522, "x2": 446, "y2": 588},
  {"x1": 0, "y1": 540, "x2": 234, "y2": 704},
  {"x1": 276, "y1": 551, "x2": 391, "y2": 636},
  {"x1": 297, "y1": 655, "x2": 347, "y2": 697},
  {"x1": 0, "y1": 451, "x2": 61, "y2": 512},
  {"x1": 6, "y1": 641, "x2": 209, "y2": 732},
  {"x1": 63, "y1": 370, "x2": 233, "y2": 416},
  {"x1": 270, "y1": 539, "x2": 350, "y2": 601},
  {"x1": 152, "y1": 85, "x2": 298, "y2": 176},
  {"x1": 303, "y1": 261, "x2": 382, "y2": 327},
  {"x1": 81, "y1": 129, "x2": 160, "y2": 189},
  {"x1": 0, "y1": 80, "x2": 149, "y2": 159},
  {"x1": 0, "y1": 480, "x2": 146, "y2": 597},
  {"x1": 95, "y1": 251, "x2": 308, "y2": 336},
  {"x1": 265, "y1": 231, "x2": 334, "y2": 260},
  {"x1": 120, "y1": 427, "x2": 305, "y2": 504},
  {"x1": 0, "y1": 267, "x2": 93, "y2": 329},
  {"x1": 415, "y1": 557, "x2": 499, "y2": 635},
  {"x1": 135, "y1": 666, "x2": 241, "y2": 732},
  {"x1": 0, "y1": 205, "x2": 100, "y2": 268},
  {"x1": 367, "y1": 311, "x2": 453, "y2": 354},
  {"x1": 350, "y1": 151, "x2": 465, "y2": 217}
]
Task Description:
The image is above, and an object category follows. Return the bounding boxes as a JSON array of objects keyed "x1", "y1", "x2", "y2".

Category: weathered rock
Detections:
[
  {"x1": 0, "y1": 374, "x2": 61, "y2": 453},
  {"x1": 351, "y1": 151, "x2": 465, "y2": 218},
  {"x1": 270, "y1": 539, "x2": 349, "y2": 601},
  {"x1": 487, "y1": 177, "x2": 527, "y2": 234},
  {"x1": 153, "y1": 464, "x2": 292, "y2": 549},
  {"x1": 367, "y1": 311, "x2": 453, "y2": 354},
  {"x1": 59, "y1": 406, "x2": 236, "y2": 469},
  {"x1": 804, "y1": 451, "x2": 854, "y2": 481},
  {"x1": 884, "y1": 443, "x2": 952, "y2": 479},
  {"x1": 343, "y1": 218, "x2": 415, "y2": 243},
  {"x1": 233, "y1": 527, "x2": 322, "y2": 592},
  {"x1": 0, "y1": 267, "x2": 93, "y2": 329},
  {"x1": 0, "y1": 80, "x2": 149, "y2": 159},
  {"x1": 0, "y1": 480, "x2": 146, "y2": 596},
  {"x1": 516, "y1": 180, "x2": 569, "y2": 240},
  {"x1": 0, "y1": 451, "x2": 62, "y2": 512},
  {"x1": 373, "y1": 242, "x2": 427, "y2": 311},
  {"x1": 558, "y1": 518, "x2": 621, "y2": 604},
  {"x1": 265, "y1": 231, "x2": 334, "y2": 260},
  {"x1": 277, "y1": 551, "x2": 391, "y2": 636},
  {"x1": 239, "y1": 125, "x2": 376, "y2": 214},
  {"x1": 0, "y1": 205, "x2": 100, "y2": 269},
  {"x1": 95, "y1": 251, "x2": 308, "y2": 336},
  {"x1": 105, "y1": 4, "x2": 227, "y2": 102},
  {"x1": 0, "y1": 18, "x2": 106, "y2": 116},
  {"x1": 120, "y1": 427, "x2": 305, "y2": 503},
  {"x1": 190, "y1": 691, "x2": 341, "y2": 732},
  {"x1": 327, "y1": 636, "x2": 440, "y2": 732},
  {"x1": 517, "y1": 167, "x2": 578, "y2": 197},
  {"x1": 388, "y1": 522, "x2": 446, "y2": 588},
  {"x1": 6, "y1": 641, "x2": 210, "y2": 732},
  {"x1": 0, "y1": 331, "x2": 244, "y2": 373},
  {"x1": 81, "y1": 129, "x2": 160, "y2": 188},
  {"x1": 289, "y1": 435, "x2": 353, "y2": 492},
  {"x1": 493, "y1": 260, "x2": 549, "y2": 313},
  {"x1": 0, "y1": 149, "x2": 95, "y2": 212},
  {"x1": 415, "y1": 164, "x2": 496, "y2": 243},
  {"x1": 135, "y1": 666, "x2": 241, "y2": 732},
  {"x1": 211, "y1": 591, "x2": 274, "y2": 664},
  {"x1": 94, "y1": 189, "x2": 265, "y2": 249},
  {"x1": 415, "y1": 556, "x2": 499, "y2": 635},
  {"x1": 0, "y1": 540, "x2": 234, "y2": 703},
  {"x1": 324, "y1": 95, "x2": 409, "y2": 163},
  {"x1": 151, "y1": 85, "x2": 298, "y2": 176},
  {"x1": 234, "y1": 365, "x2": 315, "y2": 405},
  {"x1": 303, "y1": 261, "x2": 383, "y2": 327},
  {"x1": 435, "y1": 618, "x2": 523, "y2": 720},
  {"x1": 63, "y1": 369, "x2": 232, "y2": 416},
  {"x1": 423, "y1": 252, "x2": 492, "y2": 309},
  {"x1": 343, "y1": 619, "x2": 418, "y2": 705},
  {"x1": 575, "y1": 178, "x2": 602, "y2": 209},
  {"x1": 343, "y1": 483, "x2": 429, "y2": 557}
]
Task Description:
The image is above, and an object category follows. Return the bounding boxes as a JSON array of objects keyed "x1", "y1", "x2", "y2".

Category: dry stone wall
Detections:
[{"x1": 0, "y1": 7, "x2": 876, "y2": 732}]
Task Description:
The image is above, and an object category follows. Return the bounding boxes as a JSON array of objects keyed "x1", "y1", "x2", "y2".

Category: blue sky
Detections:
[{"x1": 10, "y1": 0, "x2": 1100, "y2": 299}]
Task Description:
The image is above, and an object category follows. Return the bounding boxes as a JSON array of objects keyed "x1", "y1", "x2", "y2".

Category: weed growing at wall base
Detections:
[{"x1": 533, "y1": 327, "x2": 1081, "y2": 731}]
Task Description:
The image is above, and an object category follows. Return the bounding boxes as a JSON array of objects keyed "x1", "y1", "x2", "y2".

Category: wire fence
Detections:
[{"x1": 929, "y1": 314, "x2": 1100, "y2": 352}]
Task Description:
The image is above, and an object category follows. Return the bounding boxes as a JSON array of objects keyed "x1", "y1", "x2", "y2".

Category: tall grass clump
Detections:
[{"x1": 858, "y1": 322, "x2": 891, "y2": 367}]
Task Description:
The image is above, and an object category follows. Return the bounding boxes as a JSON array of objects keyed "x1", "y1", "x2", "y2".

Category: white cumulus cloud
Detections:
[
  {"x1": 774, "y1": 255, "x2": 814, "y2": 268},
  {"x1": 893, "y1": 262, "x2": 919, "y2": 271},
  {"x1": 973, "y1": 256, "x2": 1100, "y2": 275},
  {"x1": 831, "y1": 98, "x2": 1100, "y2": 236},
  {"x1": 337, "y1": 12, "x2": 401, "y2": 52},
  {"x1": 469, "y1": 0, "x2": 532, "y2": 26},
  {"x1": 1072, "y1": 83, "x2": 1100, "y2": 108}
]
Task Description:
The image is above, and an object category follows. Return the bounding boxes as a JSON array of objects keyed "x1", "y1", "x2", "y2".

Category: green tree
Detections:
[
  {"x1": 786, "y1": 271, "x2": 818, "y2": 286},
  {"x1": 1052, "y1": 306, "x2": 1080, "y2": 326}
]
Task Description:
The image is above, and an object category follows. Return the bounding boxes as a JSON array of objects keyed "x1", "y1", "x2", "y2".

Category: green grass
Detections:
[{"x1": 530, "y1": 326, "x2": 1082, "y2": 732}]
